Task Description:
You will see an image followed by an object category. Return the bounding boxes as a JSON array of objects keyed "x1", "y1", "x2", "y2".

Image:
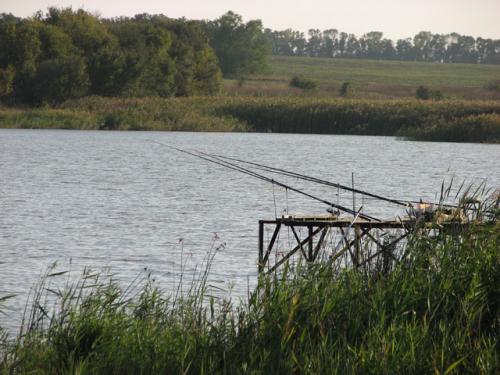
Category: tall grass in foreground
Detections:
[{"x1": 0, "y1": 200, "x2": 499, "y2": 374}]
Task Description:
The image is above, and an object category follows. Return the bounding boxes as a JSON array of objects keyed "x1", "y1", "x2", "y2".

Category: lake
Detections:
[{"x1": 1, "y1": 129, "x2": 499, "y2": 331}]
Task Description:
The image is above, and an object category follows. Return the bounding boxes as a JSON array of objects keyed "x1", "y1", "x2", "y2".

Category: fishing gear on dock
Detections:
[
  {"x1": 150, "y1": 140, "x2": 380, "y2": 221},
  {"x1": 150, "y1": 140, "x2": 488, "y2": 221},
  {"x1": 149, "y1": 140, "x2": 495, "y2": 275},
  {"x1": 206, "y1": 153, "x2": 410, "y2": 207},
  {"x1": 201, "y1": 153, "x2": 485, "y2": 213}
]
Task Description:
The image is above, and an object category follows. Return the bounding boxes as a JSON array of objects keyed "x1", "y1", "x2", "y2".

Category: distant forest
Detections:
[
  {"x1": 1, "y1": 8, "x2": 500, "y2": 105},
  {"x1": 0, "y1": 9, "x2": 267, "y2": 104},
  {"x1": 265, "y1": 28, "x2": 500, "y2": 64}
]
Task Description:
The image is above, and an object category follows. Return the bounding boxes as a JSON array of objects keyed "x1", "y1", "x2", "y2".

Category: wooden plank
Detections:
[
  {"x1": 258, "y1": 221, "x2": 264, "y2": 272},
  {"x1": 262, "y1": 222, "x2": 282, "y2": 265},
  {"x1": 312, "y1": 227, "x2": 328, "y2": 261},
  {"x1": 290, "y1": 225, "x2": 308, "y2": 260},
  {"x1": 268, "y1": 227, "x2": 323, "y2": 273},
  {"x1": 308, "y1": 225, "x2": 314, "y2": 261},
  {"x1": 358, "y1": 232, "x2": 409, "y2": 267}
]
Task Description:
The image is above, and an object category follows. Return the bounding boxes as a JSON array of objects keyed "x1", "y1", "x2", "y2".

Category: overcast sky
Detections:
[{"x1": 2, "y1": 0, "x2": 500, "y2": 40}]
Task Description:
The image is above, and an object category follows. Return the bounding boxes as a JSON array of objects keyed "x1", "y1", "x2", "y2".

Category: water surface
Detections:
[{"x1": 1, "y1": 129, "x2": 499, "y2": 330}]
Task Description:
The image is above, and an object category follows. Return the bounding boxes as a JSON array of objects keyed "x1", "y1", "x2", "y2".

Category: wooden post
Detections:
[
  {"x1": 352, "y1": 172, "x2": 356, "y2": 214},
  {"x1": 263, "y1": 222, "x2": 282, "y2": 265},
  {"x1": 308, "y1": 225, "x2": 314, "y2": 261},
  {"x1": 258, "y1": 220, "x2": 264, "y2": 273},
  {"x1": 354, "y1": 225, "x2": 361, "y2": 267}
]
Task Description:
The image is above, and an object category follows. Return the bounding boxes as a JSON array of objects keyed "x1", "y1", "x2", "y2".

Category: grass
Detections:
[
  {"x1": 405, "y1": 113, "x2": 500, "y2": 142},
  {"x1": 214, "y1": 97, "x2": 500, "y2": 142},
  {"x1": 268, "y1": 56, "x2": 500, "y2": 87},
  {"x1": 1, "y1": 57, "x2": 500, "y2": 142},
  {"x1": 225, "y1": 56, "x2": 500, "y2": 99},
  {"x1": 0, "y1": 97, "x2": 244, "y2": 132},
  {"x1": 1, "y1": 96, "x2": 500, "y2": 142},
  {"x1": 0, "y1": 192, "x2": 498, "y2": 374}
]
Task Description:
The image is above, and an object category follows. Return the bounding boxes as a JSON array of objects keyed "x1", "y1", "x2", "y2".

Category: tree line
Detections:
[
  {"x1": 0, "y1": 9, "x2": 269, "y2": 105},
  {"x1": 2, "y1": 8, "x2": 499, "y2": 106},
  {"x1": 265, "y1": 29, "x2": 500, "y2": 64}
]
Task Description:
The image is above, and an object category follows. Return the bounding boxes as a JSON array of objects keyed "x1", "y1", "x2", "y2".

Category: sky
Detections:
[{"x1": 2, "y1": 0, "x2": 500, "y2": 40}]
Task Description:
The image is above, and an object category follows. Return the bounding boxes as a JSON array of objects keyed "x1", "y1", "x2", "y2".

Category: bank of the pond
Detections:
[
  {"x1": 1, "y1": 96, "x2": 500, "y2": 143},
  {"x1": 0, "y1": 221, "x2": 499, "y2": 374}
]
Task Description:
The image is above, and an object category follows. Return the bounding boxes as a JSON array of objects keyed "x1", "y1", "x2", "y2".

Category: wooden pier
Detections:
[{"x1": 258, "y1": 214, "x2": 470, "y2": 273}]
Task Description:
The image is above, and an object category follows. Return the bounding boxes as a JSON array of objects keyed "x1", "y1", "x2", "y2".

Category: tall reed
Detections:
[{"x1": 0, "y1": 192, "x2": 498, "y2": 374}]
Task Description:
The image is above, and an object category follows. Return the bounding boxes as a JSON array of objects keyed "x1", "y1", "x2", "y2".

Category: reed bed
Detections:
[
  {"x1": 216, "y1": 97, "x2": 500, "y2": 142},
  {"x1": 1, "y1": 198, "x2": 499, "y2": 374},
  {"x1": 1, "y1": 96, "x2": 500, "y2": 142}
]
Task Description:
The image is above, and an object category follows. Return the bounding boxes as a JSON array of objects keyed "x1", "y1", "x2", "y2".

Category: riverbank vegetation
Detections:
[
  {"x1": 1, "y1": 8, "x2": 500, "y2": 142},
  {"x1": 1, "y1": 96, "x2": 500, "y2": 143},
  {"x1": 1, "y1": 211, "x2": 498, "y2": 373}
]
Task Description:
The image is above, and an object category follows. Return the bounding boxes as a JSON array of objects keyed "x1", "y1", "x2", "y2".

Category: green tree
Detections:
[
  {"x1": 32, "y1": 55, "x2": 89, "y2": 104},
  {"x1": 205, "y1": 11, "x2": 270, "y2": 76},
  {"x1": 11, "y1": 19, "x2": 42, "y2": 103},
  {"x1": 146, "y1": 15, "x2": 221, "y2": 96},
  {"x1": 38, "y1": 24, "x2": 78, "y2": 60},
  {"x1": 0, "y1": 66, "x2": 15, "y2": 97},
  {"x1": 106, "y1": 17, "x2": 175, "y2": 96},
  {"x1": 0, "y1": 14, "x2": 20, "y2": 68},
  {"x1": 44, "y1": 7, "x2": 124, "y2": 95},
  {"x1": 306, "y1": 29, "x2": 322, "y2": 57}
]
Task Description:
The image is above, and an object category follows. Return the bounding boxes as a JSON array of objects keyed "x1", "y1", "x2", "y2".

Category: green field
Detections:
[{"x1": 225, "y1": 56, "x2": 500, "y2": 99}]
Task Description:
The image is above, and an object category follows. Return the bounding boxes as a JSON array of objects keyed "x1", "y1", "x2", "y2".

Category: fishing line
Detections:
[
  {"x1": 150, "y1": 141, "x2": 380, "y2": 221},
  {"x1": 194, "y1": 149, "x2": 381, "y2": 221},
  {"x1": 272, "y1": 183, "x2": 278, "y2": 219},
  {"x1": 208, "y1": 151, "x2": 487, "y2": 212},
  {"x1": 209, "y1": 152, "x2": 410, "y2": 207}
]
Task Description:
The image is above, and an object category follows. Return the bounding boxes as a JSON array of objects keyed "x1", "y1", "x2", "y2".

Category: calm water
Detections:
[{"x1": 1, "y1": 129, "x2": 499, "y2": 330}]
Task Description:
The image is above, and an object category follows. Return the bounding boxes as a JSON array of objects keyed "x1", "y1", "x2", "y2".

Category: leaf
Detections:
[
  {"x1": 0, "y1": 294, "x2": 16, "y2": 303},
  {"x1": 48, "y1": 270, "x2": 69, "y2": 277},
  {"x1": 444, "y1": 357, "x2": 466, "y2": 375},
  {"x1": 46, "y1": 288, "x2": 63, "y2": 297}
]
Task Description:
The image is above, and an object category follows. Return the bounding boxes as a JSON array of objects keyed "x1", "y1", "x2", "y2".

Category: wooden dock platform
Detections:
[{"x1": 258, "y1": 214, "x2": 471, "y2": 273}]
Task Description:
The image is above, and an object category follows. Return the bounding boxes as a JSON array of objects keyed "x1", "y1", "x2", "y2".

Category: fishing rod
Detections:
[
  {"x1": 203, "y1": 152, "x2": 409, "y2": 207},
  {"x1": 150, "y1": 140, "x2": 381, "y2": 222},
  {"x1": 201, "y1": 153, "x2": 483, "y2": 212}
]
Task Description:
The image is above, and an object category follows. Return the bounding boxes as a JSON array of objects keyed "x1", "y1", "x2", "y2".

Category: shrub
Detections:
[
  {"x1": 415, "y1": 85, "x2": 430, "y2": 100},
  {"x1": 430, "y1": 89, "x2": 443, "y2": 100},
  {"x1": 416, "y1": 86, "x2": 443, "y2": 100},
  {"x1": 485, "y1": 79, "x2": 500, "y2": 91},
  {"x1": 100, "y1": 112, "x2": 124, "y2": 130},
  {"x1": 404, "y1": 113, "x2": 500, "y2": 142},
  {"x1": 289, "y1": 76, "x2": 317, "y2": 90},
  {"x1": 339, "y1": 81, "x2": 351, "y2": 97},
  {"x1": 236, "y1": 76, "x2": 246, "y2": 88},
  {"x1": 32, "y1": 56, "x2": 90, "y2": 105}
]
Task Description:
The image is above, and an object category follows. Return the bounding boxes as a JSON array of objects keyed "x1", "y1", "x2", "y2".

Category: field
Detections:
[{"x1": 224, "y1": 56, "x2": 500, "y2": 99}]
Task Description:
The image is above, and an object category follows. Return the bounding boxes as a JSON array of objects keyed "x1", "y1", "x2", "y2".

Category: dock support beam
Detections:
[
  {"x1": 308, "y1": 225, "x2": 314, "y2": 261},
  {"x1": 258, "y1": 220, "x2": 264, "y2": 273}
]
